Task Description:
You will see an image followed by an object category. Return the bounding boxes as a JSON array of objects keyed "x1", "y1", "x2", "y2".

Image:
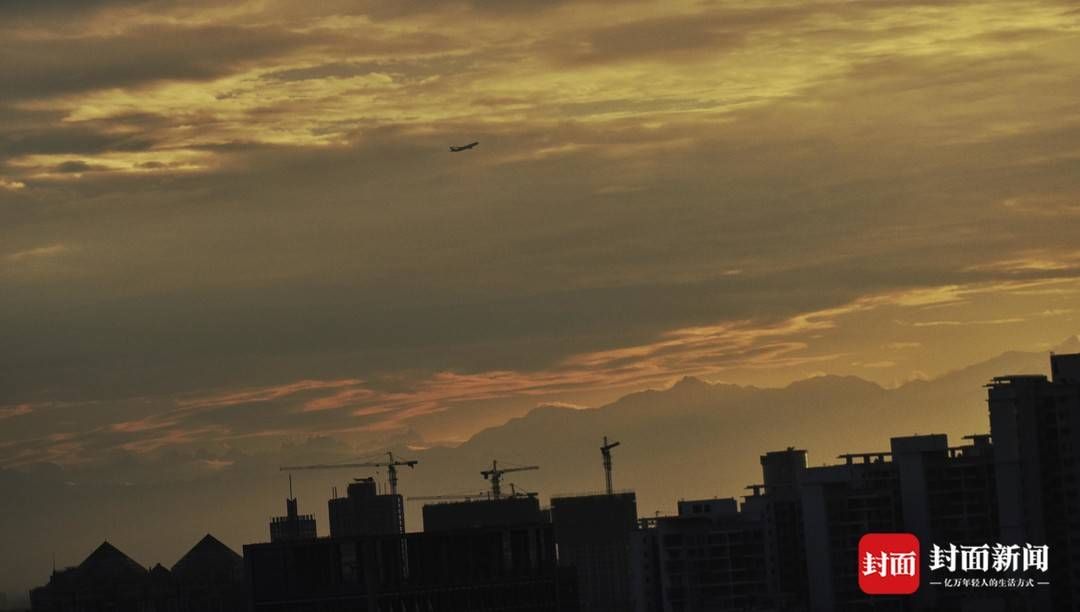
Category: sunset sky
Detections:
[{"x1": 3, "y1": 0, "x2": 1080, "y2": 468}]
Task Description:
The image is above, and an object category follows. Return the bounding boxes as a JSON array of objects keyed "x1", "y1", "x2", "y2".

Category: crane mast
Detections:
[{"x1": 601, "y1": 436, "x2": 621, "y2": 495}]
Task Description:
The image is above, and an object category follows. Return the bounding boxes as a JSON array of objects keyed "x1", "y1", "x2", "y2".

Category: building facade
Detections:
[
  {"x1": 989, "y1": 353, "x2": 1080, "y2": 611},
  {"x1": 551, "y1": 492, "x2": 638, "y2": 612},
  {"x1": 631, "y1": 497, "x2": 771, "y2": 612},
  {"x1": 742, "y1": 447, "x2": 810, "y2": 609}
]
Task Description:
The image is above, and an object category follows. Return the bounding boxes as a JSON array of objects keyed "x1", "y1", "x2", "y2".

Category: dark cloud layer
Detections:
[{"x1": 1, "y1": 24, "x2": 314, "y2": 100}]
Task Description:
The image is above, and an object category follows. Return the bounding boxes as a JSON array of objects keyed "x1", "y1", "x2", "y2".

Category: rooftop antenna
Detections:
[
  {"x1": 288, "y1": 473, "x2": 294, "y2": 499},
  {"x1": 601, "y1": 436, "x2": 621, "y2": 495}
]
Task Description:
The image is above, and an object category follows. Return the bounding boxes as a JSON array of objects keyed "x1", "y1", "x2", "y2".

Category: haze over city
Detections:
[{"x1": 3, "y1": 0, "x2": 1080, "y2": 605}]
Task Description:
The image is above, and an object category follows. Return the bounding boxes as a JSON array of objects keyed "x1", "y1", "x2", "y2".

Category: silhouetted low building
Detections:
[
  {"x1": 551, "y1": 491, "x2": 637, "y2": 612},
  {"x1": 31, "y1": 541, "x2": 156, "y2": 612},
  {"x1": 244, "y1": 522, "x2": 578, "y2": 611},
  {"x1": 30, "y1": 536, "x2": 245, "y2": 612},
  {"x1": 170, "y1": 534, "x2": 245, "y2": 612}
]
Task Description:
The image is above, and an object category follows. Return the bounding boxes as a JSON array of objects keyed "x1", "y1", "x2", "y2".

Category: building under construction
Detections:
[
  {"x1": 329, "y1": 477, "x2": 403, "y2": 537},
  {"x1": 280, "y1": 451, "x2": 417, "y2": 537},
  {"x1": 269, "y1": 481, "x2": 317, "y2": 543},
  {"x1": 245, "y1": 520, "x2": 578, "y2": 611}
]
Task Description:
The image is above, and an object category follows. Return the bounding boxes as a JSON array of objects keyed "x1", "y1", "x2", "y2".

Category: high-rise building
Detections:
[
  {"x1": 893, "y1": 434, "x2": 1000, "y2": 611},
  {"x1": 328, "y1": 477, "x2": 403, "y2": 537},
  {"x1": 551, "y1": 491, "x2": 638, "y2": 612},
  {"x1": 631, "y1": 497, "x2": 770, "y2": 612},
  {"x1": 800, "y1": 433, "x2": 1002, "y2": 611},
  {"x1": 632, "y1": 449, "x2": 811, "y2": 612},
  {"x1": 742, "y1": 447, "x2": 810, "y2": 609},
  {"x1": 630, "y1": 518, "x2": 663, "y2": 612},
  {"x1": 801, "y1": 446, "x2": 904, "y2": 612},
  {"x1": 989, "y1": 352, "x2": 1080, "y2": 611}
]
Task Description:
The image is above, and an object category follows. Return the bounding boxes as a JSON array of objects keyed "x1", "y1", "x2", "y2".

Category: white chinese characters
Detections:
[
  {"x1": 929, "y1": 543, "x2": 1048, "y2": 573},
  {"x1": 862, "y1": 551, "x2": 918, "y2": 578}
]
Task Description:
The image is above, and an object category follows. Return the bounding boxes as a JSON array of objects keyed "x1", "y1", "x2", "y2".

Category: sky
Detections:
[{"x1": 3, "y1": 0, "x2": 1080, "y2": 469}]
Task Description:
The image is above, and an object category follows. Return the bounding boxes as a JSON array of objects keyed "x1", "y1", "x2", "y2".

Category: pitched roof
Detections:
[
  {"x1": 148, "y1": 562, "x2": 174, "y2": 587},
  {"x1": 77, "y1": 541, "x2": 147, "y2": 581},
  {"x1": 170, "y1": 534, "x2": 242, "y2": 581},
  {"x1": 149, "y1": 562, "x2": 172, "y2": 576}
]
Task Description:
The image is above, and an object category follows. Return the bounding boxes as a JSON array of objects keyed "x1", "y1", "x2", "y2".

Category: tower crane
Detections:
[
  {"x1": 280, "y1": 451, "x2": 418, "y2": 497},
  {"x1": 481, "y1": 460, "x2": 538, "y2": 500},
  {"x1": 281, "y1": 452, "x2": 419, "y2": 541},
  {"x1": 407, "y1": 491, "x2": 490, "y2": 502},
  {"x1": 601, "y1": 436, "x2": 621, "y2": 495}
]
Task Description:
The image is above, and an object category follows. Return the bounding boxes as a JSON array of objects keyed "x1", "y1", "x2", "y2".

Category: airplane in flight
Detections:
[{"x1": 449, "y1": 141, "x2": 479, "y2": 152}]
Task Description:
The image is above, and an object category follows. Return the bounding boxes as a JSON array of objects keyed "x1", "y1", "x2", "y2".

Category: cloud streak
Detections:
[{"x1": 3, "y1": 276, "x2": 1077, "y2": 467}]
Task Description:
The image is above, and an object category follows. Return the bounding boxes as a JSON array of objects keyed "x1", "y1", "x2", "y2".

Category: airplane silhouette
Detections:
[{"x1": 449, "y1": 141, "x2": 479, "y2": 152}]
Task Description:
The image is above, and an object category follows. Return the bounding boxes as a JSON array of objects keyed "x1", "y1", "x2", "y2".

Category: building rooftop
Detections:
[
  {"x1": 171, "y1": 533, "x2": 242, "y2": 581},
  {"x1": 77, "y1": 541, "x2": 147, "y2": 581}
]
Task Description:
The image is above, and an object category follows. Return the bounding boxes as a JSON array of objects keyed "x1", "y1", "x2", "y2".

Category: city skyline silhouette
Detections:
[{"x1": 24, "y1": 350, "x2": 1080, "y2": 610}]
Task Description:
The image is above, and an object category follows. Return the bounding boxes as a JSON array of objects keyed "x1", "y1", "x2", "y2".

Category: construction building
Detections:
[
  {"x1": 269, "y1": 493, "x2": 317, "y2": 543},
  {"x1": 328, "y1": 477, "x2": 404, "y2": 537},
  {"x1": 244, "y1": 522, "x2": 578, "y2": 611}
]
